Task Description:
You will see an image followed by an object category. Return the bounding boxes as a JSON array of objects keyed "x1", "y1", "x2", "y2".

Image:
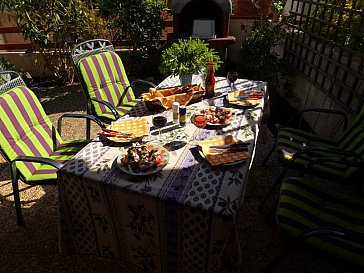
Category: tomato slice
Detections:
[{"x1": 155, "y1": 156, "x2": 162, "y2": 166}]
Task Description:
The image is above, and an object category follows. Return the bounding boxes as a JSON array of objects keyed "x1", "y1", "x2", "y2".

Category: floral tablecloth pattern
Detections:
[{"x1": 58, "y1": 77, "x2": 267, "y2": 273}]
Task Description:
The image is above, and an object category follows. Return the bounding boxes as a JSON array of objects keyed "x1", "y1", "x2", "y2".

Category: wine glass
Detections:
[
  {"x1": 152, "y1": 112, "x2": 169, "y2": 142},
  {"x1": 227, "y1": 71, "x2": 238, "y2": 91},
  {"x1": 191, "y1": 113, "x2": 208, "y2": 144}
]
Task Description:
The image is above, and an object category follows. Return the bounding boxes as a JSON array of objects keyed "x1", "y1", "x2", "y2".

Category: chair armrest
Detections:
[
  {"x1": 11, "y1": 156, "x2": 63, "y2": 169},
  {"x1": 89, "y1": 98, "x2": 120, "y2": 120},
  {"x1": 131, "y1": 79, "x2": 157, "y2": 88},
  {"x1": 299, "y1": 227, "x2": 364, "y2": 245},
  {"x1": 286, "y1": 108, "x2": 348, "y2": 130},
  {"x1": 289, "y1": 146, "x2": 364, "y2": 171},
  {"x1": 57, "y1": 113, "x2": 106, "y2": 136}
]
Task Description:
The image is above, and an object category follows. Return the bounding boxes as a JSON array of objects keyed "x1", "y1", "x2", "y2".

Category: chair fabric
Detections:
[
  {"x1": 0, "y1": 86, "x2": 88, "y2": 182},
  {"x1": 277, "y1": 176, "x2": 364, "y2": 267},
  {"x1": 78, "y1": 51, "x2": 140, "y2": 121},
  {"x1": 276, "y1": 107, "x2": 364, "y2": 179}
]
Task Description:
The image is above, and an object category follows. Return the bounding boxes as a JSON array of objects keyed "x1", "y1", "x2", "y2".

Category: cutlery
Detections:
[
  {"x1": 98, "y1": 132, "x2": 133, "y2": 139},
  {"x1": 102, "y1": 128, "x2": 132, "y2": 137},
  {"x1": 210, "y1": 142, "x2": 249, "y2": 149},
  {"x1": 209, "y1": 146, "x2": 248, "y2": 153},
  {"x1": 235, "y1": 94, "x2": 264, "y2": 100}
]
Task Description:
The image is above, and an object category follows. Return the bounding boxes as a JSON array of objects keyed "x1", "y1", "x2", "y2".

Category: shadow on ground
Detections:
[{"x1": 0, "y1": 84, "x2": 351, "y2": 273}]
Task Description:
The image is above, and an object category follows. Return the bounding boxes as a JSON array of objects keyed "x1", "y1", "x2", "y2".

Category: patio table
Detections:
[{"x1": 58, "y1": 76, "x2": 267, "y2": 273}]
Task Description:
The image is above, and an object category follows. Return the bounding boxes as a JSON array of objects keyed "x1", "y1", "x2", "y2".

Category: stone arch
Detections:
[{"x1": 172, "y1": 0, "x2": 232, "y2": 14}]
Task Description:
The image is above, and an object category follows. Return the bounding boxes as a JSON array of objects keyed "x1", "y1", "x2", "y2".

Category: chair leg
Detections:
[
  {"x1": 10, "y1": 165, "x2": 24, "y2": 225},
  {"x1": 258, "y1": 165, "x2": 290, "y2": 213},
  {"x1": 86, "y1": 101, "x2": 92, "y2": 140},
  {"x1": 86, "y1": 118, "x2": 91, "y2": 140}
]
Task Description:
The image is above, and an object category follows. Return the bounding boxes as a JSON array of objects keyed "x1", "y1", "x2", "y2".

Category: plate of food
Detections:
[
  {"x1": 198, "y1": 106, "x2": 233, "y2": 127},
  {"x1": 98, "y1": 118, "x2": 150, "y2": 143},
  {"x1": 197, "y1": 135, "x2": 250, "y2": 166},
  {"x1": 198, "y1": 148, "x2": 247, "y2": 166},
  {"x1": 226, "y1": 90, "x2": 264, "y2": 108},
  {"x1": 117, "y1": 142, "x2": 169, "y2": 175}
]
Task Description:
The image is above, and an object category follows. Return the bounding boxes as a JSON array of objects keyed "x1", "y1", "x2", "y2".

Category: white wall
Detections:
[{"x1": 227, "y1": 18, "x2": 253, "y2": 64}]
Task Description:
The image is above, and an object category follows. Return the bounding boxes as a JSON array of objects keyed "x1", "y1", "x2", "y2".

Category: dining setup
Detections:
[{"x1": 57, "y1": 72, "x2": 267, "y2": 273}]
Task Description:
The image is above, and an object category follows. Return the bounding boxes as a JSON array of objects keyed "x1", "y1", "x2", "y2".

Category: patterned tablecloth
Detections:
[{"x1": 58, "y1": 76, "x2": 267, "y2": 273}]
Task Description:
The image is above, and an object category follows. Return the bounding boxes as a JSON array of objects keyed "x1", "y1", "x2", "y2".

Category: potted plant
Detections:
[
  {"x1": 159, "y1": 37, "x2": 221, "y2": 85},
  {"x1": 270, "y1": 0, "x2": 285, "y2": 22}
]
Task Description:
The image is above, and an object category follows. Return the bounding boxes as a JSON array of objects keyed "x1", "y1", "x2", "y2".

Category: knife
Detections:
[
  {"x1": 102, "y1": 128, "x2": 132, "y2": 137},
  {"x1": 235, "y1": 94, "x2": 264, "y2": 100},
  {"x1": 210, "y1": 142, "x2": 249, "y2": 149},
  {"x1": 98, "y1": 132, "x2": 132, "y2": 138}
]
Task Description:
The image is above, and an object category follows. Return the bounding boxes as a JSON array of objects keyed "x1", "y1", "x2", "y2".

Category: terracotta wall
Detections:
[
  {"x1": 0, "y1": 12, "x2": 30, "y2": 51},
  {"x1": 231, "y1": 0, "x2": 263, "y2": 18}
]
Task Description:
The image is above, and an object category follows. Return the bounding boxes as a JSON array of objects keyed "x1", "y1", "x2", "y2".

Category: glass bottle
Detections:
[{"x1": 204, "y1": 62, "x2": 216, "y2": 99}]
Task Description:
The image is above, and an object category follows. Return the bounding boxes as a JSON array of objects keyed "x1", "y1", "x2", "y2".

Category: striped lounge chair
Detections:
[
  {"x1": 265, "y1": 176, "x2": 364, "y2": 271},
  {"x1": 259, "y1": 107, "x2": 364, "y2": 211},
  {"x1": 71, "y1": 39, "x2": 156, "y2": 130},
  {"x1": 0, "y1": 71, "x2": 105, "y2": 225}
]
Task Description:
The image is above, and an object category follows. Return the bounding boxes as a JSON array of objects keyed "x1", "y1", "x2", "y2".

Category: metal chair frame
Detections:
[
  {"x1": 0, "y1": 71, "x2": 105, "y2": 225},
  {"x1": 71, "y1": 39, "x2": 156, "y2": 136},
  {"x1": 259, "y1": 108, "x2": 360, "y2": 212}
]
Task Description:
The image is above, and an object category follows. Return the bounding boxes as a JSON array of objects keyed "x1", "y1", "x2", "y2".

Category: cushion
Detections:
[
  {"x1": 78, "y1": 51, "x2": 139, "y2": 120},
  {"x1": 277, "y1": 176, "x2": 364, "y2": 267}
]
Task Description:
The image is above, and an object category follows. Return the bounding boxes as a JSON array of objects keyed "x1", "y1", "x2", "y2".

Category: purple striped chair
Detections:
[
  {"x1": 71, "y1": 39, "x2": 156, "y2": 134},
  {"x1": 0, "y1": 71, "x2": 105, "y2": 225}
]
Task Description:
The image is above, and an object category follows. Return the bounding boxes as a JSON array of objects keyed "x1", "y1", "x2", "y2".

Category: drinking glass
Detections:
[
  {"x1": 152, "y1": 111, "x2": 169, "y2": 142},
  {"x1": 227, "y1": 71, "x2": 238, "y2": 90},
  {"x1": 191, "y1": 113, "x2": 208, "y2": 143}
]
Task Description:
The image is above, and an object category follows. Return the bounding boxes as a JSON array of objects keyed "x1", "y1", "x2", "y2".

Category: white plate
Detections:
[
  {"x1": 117, "y1": 144, "x2": 169, "y2": 176},
  {"x1": 196, "y1": 107, "x2": 234, "y2": 127}
]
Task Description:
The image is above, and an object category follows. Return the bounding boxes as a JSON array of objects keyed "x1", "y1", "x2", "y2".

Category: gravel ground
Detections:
[{"x1": 0, "y1": 84, "x2": 350, "y2": 273}]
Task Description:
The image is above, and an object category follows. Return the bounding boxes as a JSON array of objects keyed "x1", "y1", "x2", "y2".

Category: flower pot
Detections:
[
  {"x1": 272, "y1": 11, "x2": 281, "y2": 23},
  {"x1": 180, "y1": 74, "x2": 193, "y2": 86}
]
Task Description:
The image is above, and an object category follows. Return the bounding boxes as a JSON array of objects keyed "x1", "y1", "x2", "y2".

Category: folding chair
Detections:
[
  {"x1": 0, "y1": 71, "x2": 105, "y2": 225},
  {"x1": 259, "y1": 107, "x2": 364, "y2": 212},
  {"x1": 265, "y1": 176, "x2": 364, "y2": 272},
  {"x1": 71, "y1": 39, "x2": 156, "y2": 136}
]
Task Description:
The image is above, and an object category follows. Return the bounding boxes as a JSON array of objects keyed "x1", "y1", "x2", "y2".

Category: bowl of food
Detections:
[{"x1": 117, "y1": 142, "x2": 169, "y2": 175}]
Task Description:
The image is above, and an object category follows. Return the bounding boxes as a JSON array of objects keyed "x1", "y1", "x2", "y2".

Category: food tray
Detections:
[{"x1": 142, "y1": 84, "x2": 205, "y2": 111}]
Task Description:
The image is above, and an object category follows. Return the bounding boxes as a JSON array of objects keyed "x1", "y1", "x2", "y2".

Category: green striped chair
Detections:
[
  {"x1": 0, "y1": 71, "x2": 105, "y2": 225},
  {"x1": 71, "y1": 39, "x2": 156, "y2": 133},
  {"x1": 265, "y1": 176, "x2": 364, "y2": 271},
  {"x1": 259, "y1": 107, "x2": 364, "y2": 211}
]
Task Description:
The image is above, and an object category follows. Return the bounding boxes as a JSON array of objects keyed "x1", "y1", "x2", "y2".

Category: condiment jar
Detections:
[
  {"x1": 172, "y1": 102, "x2": 180, "y2": 124},
  {"x1": 179, "y1": 105, "x2": 186, "y2": 127}
]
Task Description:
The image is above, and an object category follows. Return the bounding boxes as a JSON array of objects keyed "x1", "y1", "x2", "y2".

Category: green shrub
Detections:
[
  {"x1": 97, "y1": 0, "x2": 168, "y2": 76},
  {"x1": 238, "y1": 18, "x2": 293, "y2": 91},
  {"x1": 2, "y1": 0, "x2": 111, "y2": 84}
]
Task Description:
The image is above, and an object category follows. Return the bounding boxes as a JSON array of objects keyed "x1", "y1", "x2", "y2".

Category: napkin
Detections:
[
  {"x1": 198, "y1": 135, "x2": 250, "y2": 166},
  {"x1": 110, "y1": 118, "x2": 149, "y2": 141},
  {"x1": 227, "y1": 90, "x2": 263, "y2": 106},
  {"x1": 141, "y1": 84, "x2": 203, "y2": 110}
]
